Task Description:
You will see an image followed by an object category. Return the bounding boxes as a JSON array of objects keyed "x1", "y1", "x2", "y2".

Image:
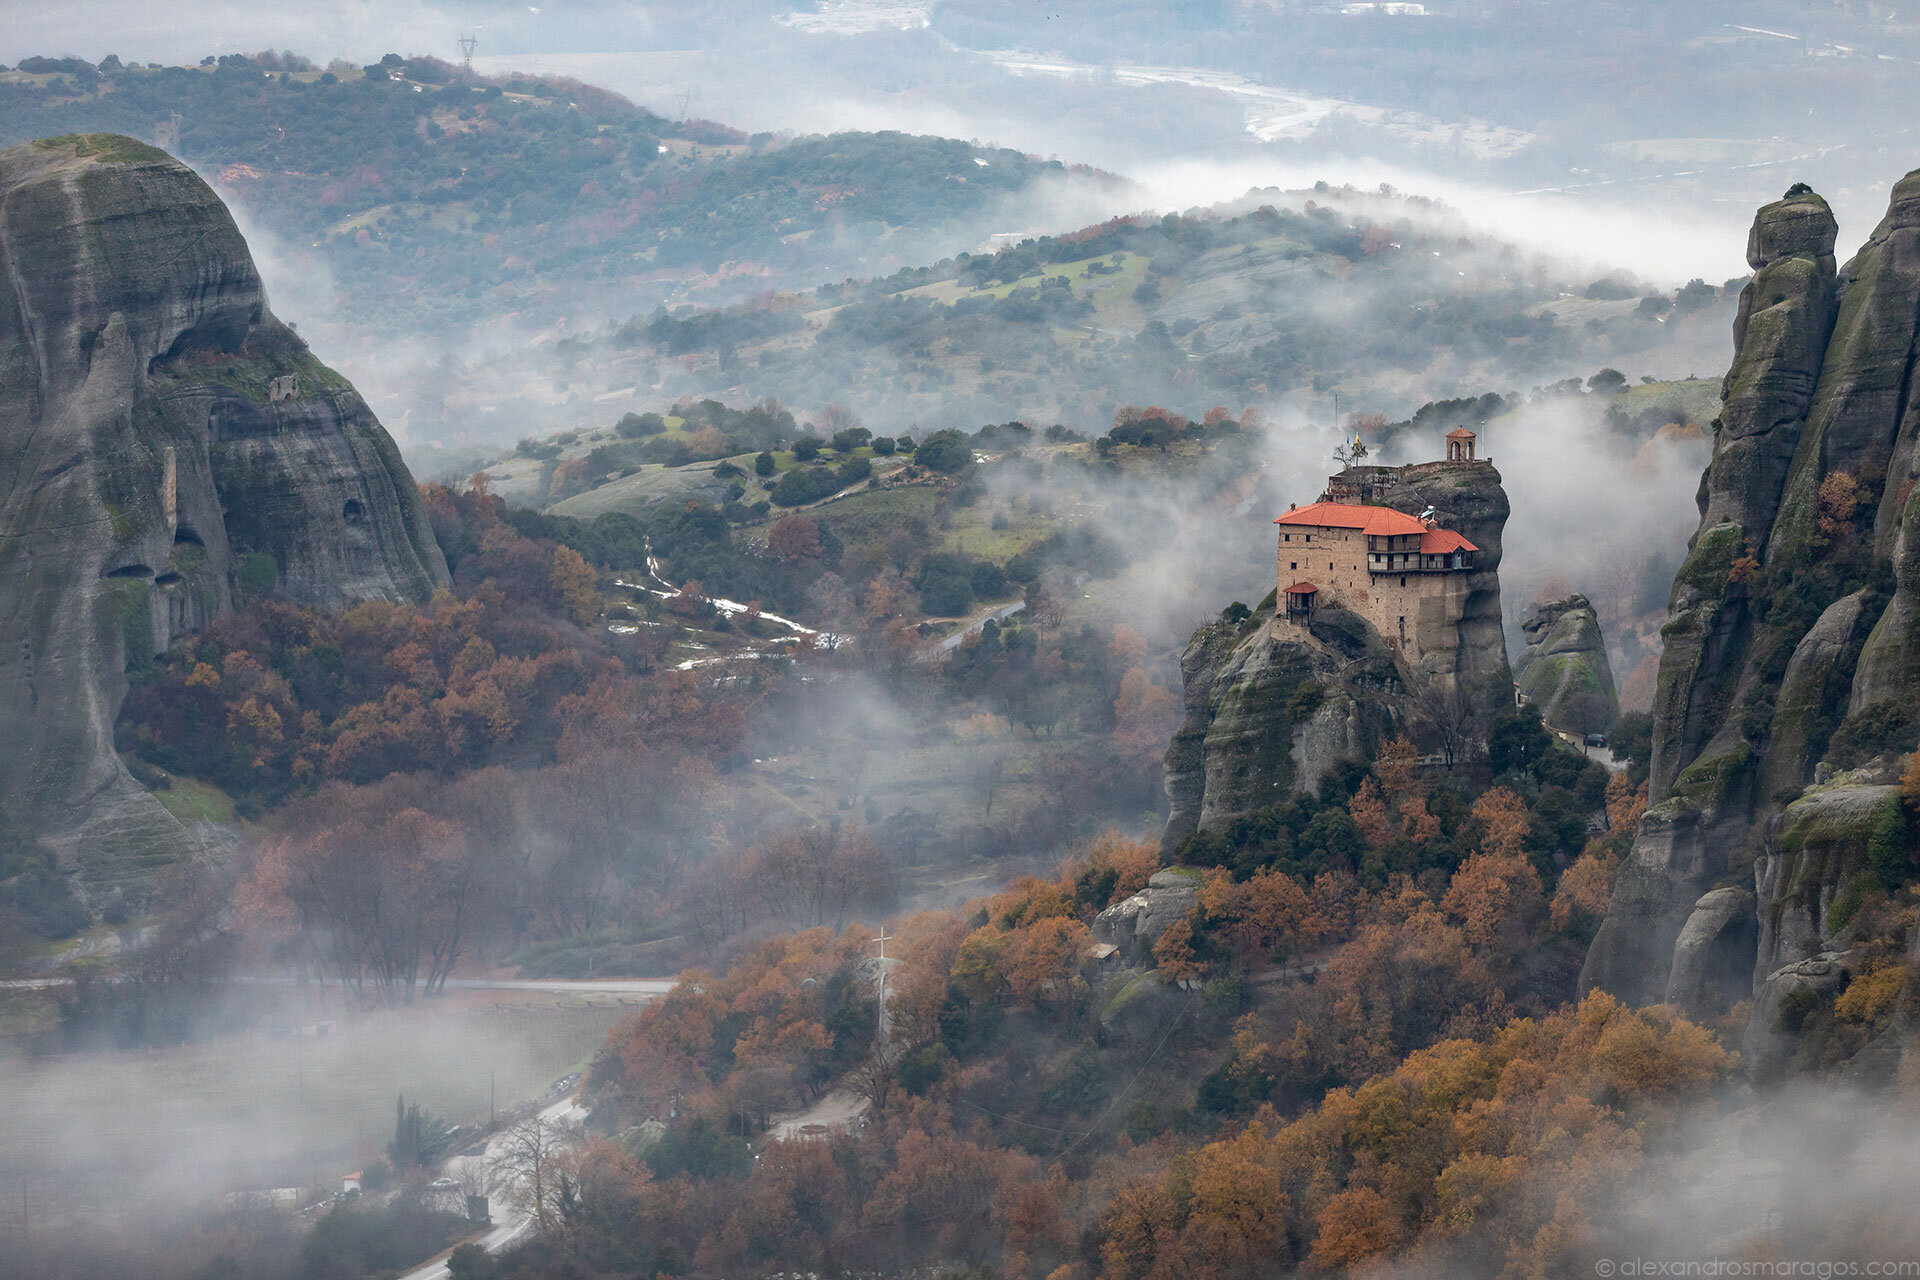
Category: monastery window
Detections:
[
  {"x1": 1400, "y1": 575, "x2": 1406, "y2": 587},
  {"x1": 1290, "y1": 562, "x2": 1297, "y2": 571}
]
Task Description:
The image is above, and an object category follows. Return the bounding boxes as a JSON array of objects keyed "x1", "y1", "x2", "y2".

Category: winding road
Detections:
[{"x1": 397, "y1": 1092, "x2": 592, "y2": 1280}]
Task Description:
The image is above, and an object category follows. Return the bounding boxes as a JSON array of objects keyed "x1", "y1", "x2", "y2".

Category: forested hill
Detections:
[{"x1": 0, "y1": 53, "x2": 1099, "y2": 335}]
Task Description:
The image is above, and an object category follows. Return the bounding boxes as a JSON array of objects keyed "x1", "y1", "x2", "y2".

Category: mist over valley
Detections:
[{"x1": 6, "y1": 5, "x2": 1920, "y2": 1279}]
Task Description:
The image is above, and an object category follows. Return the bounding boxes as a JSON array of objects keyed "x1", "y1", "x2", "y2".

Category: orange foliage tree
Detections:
[{"x1": 1100, "y1": 992, "x2": 1732, "y2": 1279}]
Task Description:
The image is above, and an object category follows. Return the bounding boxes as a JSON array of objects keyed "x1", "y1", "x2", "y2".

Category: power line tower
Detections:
[
  {"x1": 458, "y1": 33, "x2": 478, "y2": 74},
  {"x1": 674, "y1": 88, "x2": 691, "y2": 120}
]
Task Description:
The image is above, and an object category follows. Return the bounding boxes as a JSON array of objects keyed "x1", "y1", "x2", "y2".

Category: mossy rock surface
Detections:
[
  {"x1": 32, "y1": 133, "x2": 171, "y2": 165},
  {"x1": 0, "y1": 134, "x2": 449, "y2": 903}
]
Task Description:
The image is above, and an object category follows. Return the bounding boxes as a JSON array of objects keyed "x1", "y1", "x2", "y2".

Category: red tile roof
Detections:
[
  {"x1": 1445, "y1": 428, "x2": 1477, "y2": 439},
  {"x1": 1283, "y1": 582, "x2": 1320, "y2": 595},
  {"x1": 1273, "y1": 501, "x2": 1429, "y2": 536},
  {"x1": 1419, "y1": 528, "x2": 1479, "y2": 554}
]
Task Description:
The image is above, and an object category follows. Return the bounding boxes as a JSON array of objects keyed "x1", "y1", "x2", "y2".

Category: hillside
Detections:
[
  {"x1": 410, "y1": 187, "x2": 1744, "y2": 450},
  {"x1": 0, "y1": 54, "x2": 1107, "y2": 340}
]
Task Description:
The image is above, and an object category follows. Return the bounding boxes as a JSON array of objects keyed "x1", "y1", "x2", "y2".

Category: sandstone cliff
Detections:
[
  {"x1": 1581, "y1": 179, "x2": 1920, "y2": 1061},
  {"x1": 0, "y1": 135, "x2": 448, "y2": 899},
  {"x1": 1162, "y1": 464, "x2": 1511, "y2": 855},
  {"x1": 1513, "y1": 594, "x2": 1618, "y2": 736}
]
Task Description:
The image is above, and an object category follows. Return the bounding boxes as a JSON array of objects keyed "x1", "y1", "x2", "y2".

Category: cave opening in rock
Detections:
[{"x1": 342, "y1": 498, "x2": 365, "y2": 523}]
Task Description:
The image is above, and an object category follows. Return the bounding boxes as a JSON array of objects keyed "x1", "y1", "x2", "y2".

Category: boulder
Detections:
[
  {"x1": 1744, "y1": 951, "x2": 1856, "y2": 1083},
  {"x1": 1750, "y1": 783, "x2": 1901, "y2": 986},
  {"x1": 1095, "y1": 869, "x2": 1201, "y2": 960},
  {"x1": 1514, "y1": 593, "x2": 1618, "y2": 736},
  {"x1": 1664, "y1": 886, "x2": 1757, "y2": 1016}
]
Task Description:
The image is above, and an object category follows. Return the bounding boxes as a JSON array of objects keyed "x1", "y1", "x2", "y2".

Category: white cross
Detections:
[{"x1": 872, "y1": 927, "x2": 893, "y2": 960}]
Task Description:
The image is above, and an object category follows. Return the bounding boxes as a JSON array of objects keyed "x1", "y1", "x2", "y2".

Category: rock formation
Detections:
[
  {"x1": 1581, "y1": 177, "x2": 1920, "y2": 1064},
  {"x1": 1374, "y1": 460, "x2": 1513, "y2": 709},
  {"x1": 1513, "y1": 594, "x2": 1618, "y2": 735},
  {"x1": 0, "y1": 135, "x2": 448, "y2": 899},
  {"x1": 1162, "y1": 463, "x2": 1510, "y2": 856},
  {"x1": 1094, "y1": 869, "x2": 1203, "y2": 961}
]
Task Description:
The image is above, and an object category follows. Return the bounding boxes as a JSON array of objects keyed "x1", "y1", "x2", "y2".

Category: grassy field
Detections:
[
  {"x1": 153, "y1": 774, "x2": 237, "y2": 826},
  {"x1": 0, "y1": 995, "x2": 628, "y2": 1229},
  {"x1": 891, "y1": 249, "x2": 1156, "y2": 342},
  {"x1": 546, "y1": 457, "x2": 732, "y2": 520},
  {"x1": 1616, "y1": 376, "x2": 1722, "y2": 425}
]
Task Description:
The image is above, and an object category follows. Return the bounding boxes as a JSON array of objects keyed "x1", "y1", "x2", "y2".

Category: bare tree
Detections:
[
  {"x1": 848, "y1": 1041, "x2": 901, "y2": 1113},
  {"x1": 745, "y1": 824, "x2": 891, "y2": 928},
  {"x1": 964, "y1": 750, "x2": 1005, "y2": 818},
  {"x1": 813, "y1": 402, "x2": 860, "y2": 436},
  {"x1": 491, "y1": 1116, "x2": 566, "y2": 1234},
  {"x1": 252, "y1": 790, "x2": 476, "y2": 1004},
  {"x1": 1407, "y1": 674, "x2": 1487, "y2": 766}
]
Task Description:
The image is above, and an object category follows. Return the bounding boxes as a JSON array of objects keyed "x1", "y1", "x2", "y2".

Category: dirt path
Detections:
[{"x1": 767, "y1": 1088, "x2": 870, "y2": 1141}]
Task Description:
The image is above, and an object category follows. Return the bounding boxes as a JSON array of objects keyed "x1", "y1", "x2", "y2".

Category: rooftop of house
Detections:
[
  {"x1": 1419, "y1": 528, "x2": 1478, "y2": 554},
  {"x1": 1273, "y1": 500, "x2": 1478, "y2": 554},
  {"x1": 1283, "y1": 581, "x2": 1320, "y2": 595},
  {"x1": 1445, "y1": 427, "x2": 1477, "y2": 440},
  {"x1": 1274, "y1": 501, "x2": 1429, "y2": 536}
]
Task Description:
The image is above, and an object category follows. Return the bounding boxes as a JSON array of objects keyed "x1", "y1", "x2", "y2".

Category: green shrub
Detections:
[
  {"x1": 897, "y1": 1044, "x2": 952, "y2": 1095},
  {"x1": 1869, "y1": 795, "x2": 1912, "y2": 890},
  {"x1": 237, "y1": 551, "x2": 279, "y2": 600},
  {"x1": 770, "y1": 466, "x2": 841, "y2": 507}
]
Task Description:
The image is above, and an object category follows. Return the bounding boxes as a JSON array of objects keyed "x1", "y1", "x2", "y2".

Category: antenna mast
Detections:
[{"x1": 458, "y1": 33, "x2": 478, "y2": 73}]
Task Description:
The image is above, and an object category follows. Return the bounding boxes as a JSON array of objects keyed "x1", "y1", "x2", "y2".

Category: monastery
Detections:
[{"x1": 1273, "y1": 428, "x2": 1485, "y2": 664}]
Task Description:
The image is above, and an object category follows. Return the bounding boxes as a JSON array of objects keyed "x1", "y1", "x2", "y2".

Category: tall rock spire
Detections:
[
  {"x1": 0, "y1": 135, "x2": 449, "y2": 899},
  {"x1": 1582, "y1": 177, "x2": 1920, "y2": 1030}
]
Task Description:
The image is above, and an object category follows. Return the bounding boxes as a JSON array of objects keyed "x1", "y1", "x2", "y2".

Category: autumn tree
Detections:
[
  {"x1": 1153, "y1": 916, "x2": 1204, "y2": 984},
  {"x1": 1002, "y1": 916, "x2": 1092, "y2": 1007},
  {"x1": 1309, "y1": 1186, "x2": 1399, "y2": 1270},
  {"x1": 1471, "y1": 787, "x2": 1531, "y2": 860},
  {"x1": 1198, "y1": 867, "x2": 1323, "y2": 965},
  {"x1": 1550, "y1": 850, "x2": 1619, "y2": 934},
  {"x1": 1441, "y1": 850, "x2": 1545, "y2": 956},
  {"x1": 1113, "y1": 668, "x2": 1179, "y2": 765},
  {"x1": 1103, "y1": 992, "x2": 1731, "y2": 1280},
  {"x1": 1815, "y1": 470, "x2": 1861, "y2": 545},
  {"x1": 1348, "y1": 777, "x2": 1395, "y2": 848},
  {"x1": 1376, "y1": 735, "x2": 1421, "y2": 799},
  {"x1": 769, "y1": 514, "x2": 825, "y2": 562}
]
